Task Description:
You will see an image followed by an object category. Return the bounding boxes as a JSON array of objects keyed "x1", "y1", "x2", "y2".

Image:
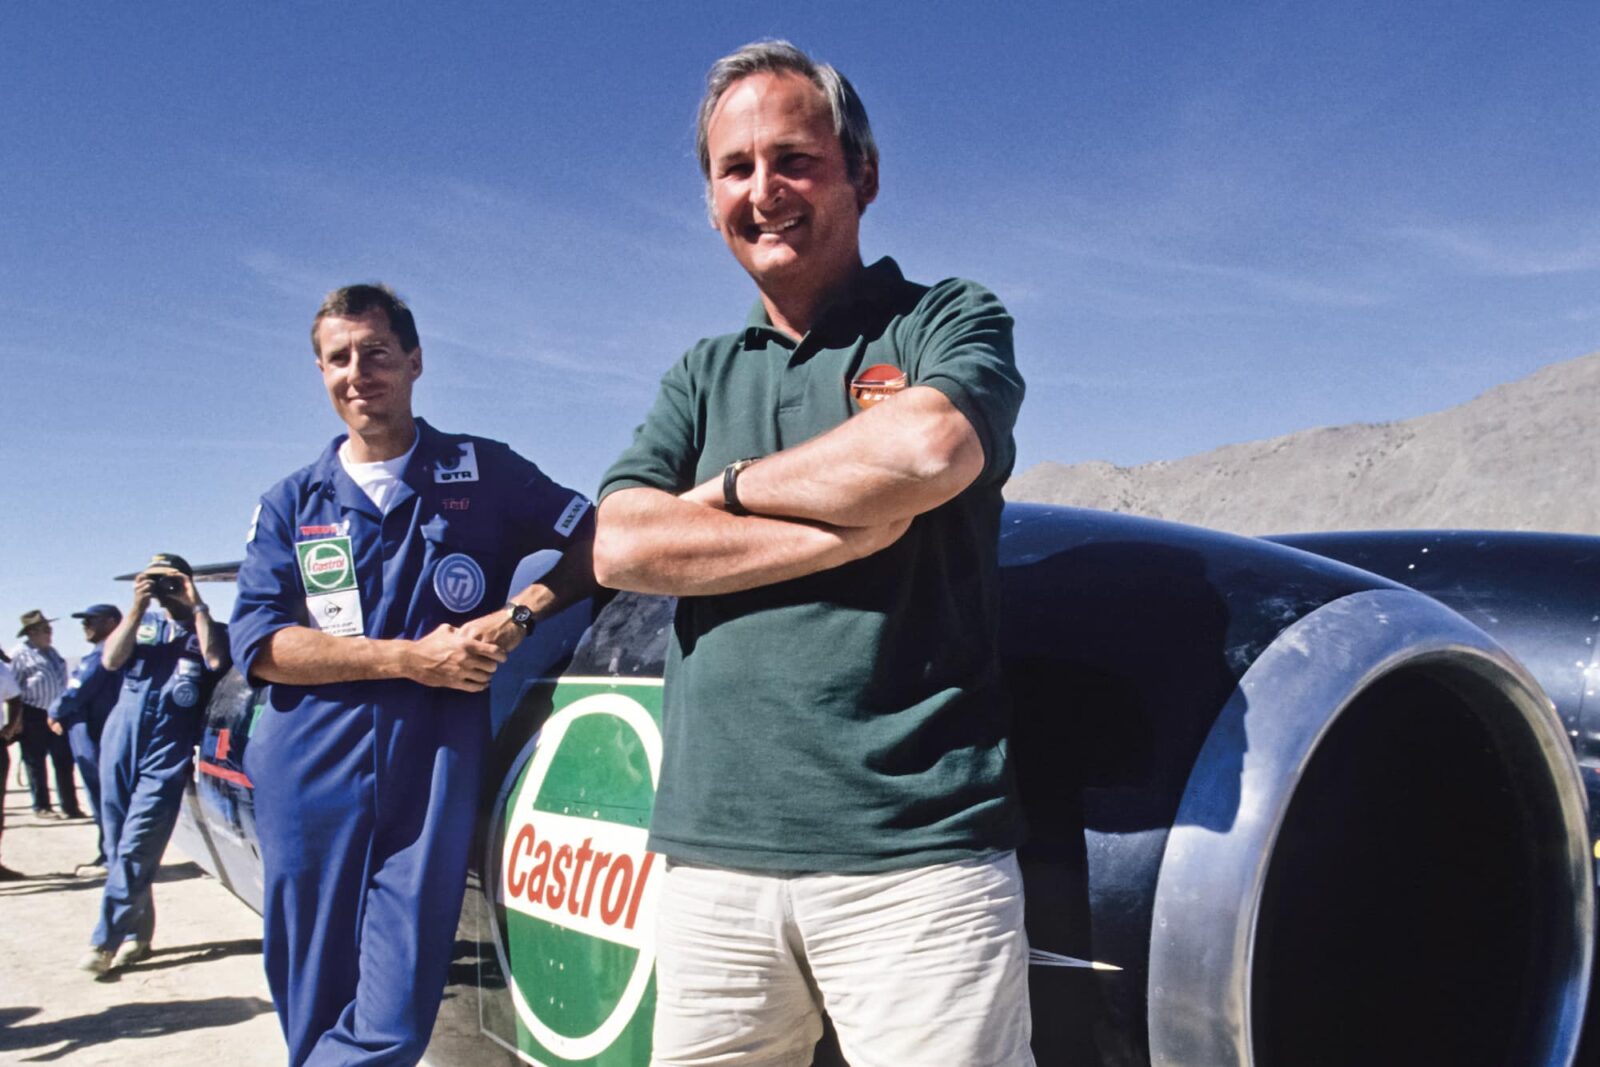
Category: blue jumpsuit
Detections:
[
  {"x1": 51, "y1": 646, "x2": 124, "y2": 865},
  {"x1": 229, "y1": 418, "x2": 591, "y2": 1067},
  {"x1": 94, "y1": 615, "x2": 228, "y2": 949}
]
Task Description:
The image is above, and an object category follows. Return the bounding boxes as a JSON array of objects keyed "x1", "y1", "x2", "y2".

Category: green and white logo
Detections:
[
  {"x1": 296, "y1": 537, "x2": 356, "y2": 594},
  {"x1": 488, "y1": 678, "x2": 663, "y2": 1066}
]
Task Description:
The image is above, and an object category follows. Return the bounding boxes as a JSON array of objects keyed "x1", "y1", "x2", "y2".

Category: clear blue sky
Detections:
[{"x1": 4, "y1": 1, "x2": 1597, "y2": 659}]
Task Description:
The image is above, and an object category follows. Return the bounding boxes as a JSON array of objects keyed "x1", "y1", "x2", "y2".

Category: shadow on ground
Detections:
[
  {"x1": 119, "y1": 937, "x2": 264, "y2": 976},
  {"x1": 0, "y1": 996, "x2": 276, "y2": 1061},
  {"x1": 0, "y1": 861, "x2": 206, "y2": 899}
]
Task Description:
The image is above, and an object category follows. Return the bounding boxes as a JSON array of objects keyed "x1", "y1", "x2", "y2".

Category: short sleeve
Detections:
[
  {"x1": 496, "y1": 445, "x2": 595, "y2": 557},
  {"x1": 597, "y1": 354, "x2": 700, "y2": 500},
  {"x1": 906, "y1": 280, "x2": 1025, "y2": 485},
  {"x1": 228, "y1": 495, "x2": 303, "y2": 684}
]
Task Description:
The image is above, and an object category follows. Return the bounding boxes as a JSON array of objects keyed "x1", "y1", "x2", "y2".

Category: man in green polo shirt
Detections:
[{"x1": 595, "y1": 39, "x2": 1030, "y2": 1067}]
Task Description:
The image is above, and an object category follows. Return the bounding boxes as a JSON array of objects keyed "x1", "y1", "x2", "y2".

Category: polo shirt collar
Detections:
[{"x1": 740, "y1": 257, "x2": 907, "y2": 350}]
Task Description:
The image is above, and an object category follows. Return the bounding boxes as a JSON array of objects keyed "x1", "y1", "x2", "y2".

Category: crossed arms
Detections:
[{"x1": 593, "y1": 386, "x2": 984, "y2": 597}]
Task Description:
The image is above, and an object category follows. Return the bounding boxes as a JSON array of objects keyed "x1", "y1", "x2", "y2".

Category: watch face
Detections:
[{"x1": 510, "y1": 604, "x2": 534, "y2": 630}]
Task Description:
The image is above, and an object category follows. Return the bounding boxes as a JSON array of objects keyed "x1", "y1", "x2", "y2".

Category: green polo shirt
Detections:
[{"x1": 599, "y1": 257, "x2": 1026, "y2": 872}]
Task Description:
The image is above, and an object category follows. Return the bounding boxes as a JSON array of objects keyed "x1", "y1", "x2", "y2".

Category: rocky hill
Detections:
[{"x1": 1005, "y1": 351, "x2": 1600, "y2": 535}]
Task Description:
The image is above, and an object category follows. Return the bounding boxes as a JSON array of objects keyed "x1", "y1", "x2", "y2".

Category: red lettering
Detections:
[
  {"x1": 582, "y1": 852, "x2": 612, "y2": 918},
  {"x1": 600, "y1": 855, "x2": 634, "y2": 925},
  {"x1": 625, "y1": 851, "x2": 656, "y2": 930},
  {"x1": 527, "y1": 840, "x2": 552, "y2": 904},
  {"x1": 506, "y1": 824, "x2": 535, "y2": 899},
  {"x1": 549, "y1": 845, "x2": 574, "y2": 909},
  {"x1": 506, "y1": 818, "x2": 653, "y2": 931},
  {"x1": 569, "y1": 838, "x2": 595, "y2": 915}
]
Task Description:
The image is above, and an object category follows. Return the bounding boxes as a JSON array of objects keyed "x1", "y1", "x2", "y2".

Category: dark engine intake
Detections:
[{"x1": 1001, "y1": 505, "x2": 1592, "y2": 1067}]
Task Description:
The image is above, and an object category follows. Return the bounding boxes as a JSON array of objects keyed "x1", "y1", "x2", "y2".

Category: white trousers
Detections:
[{"x1": 651, "y1": 851, "x2": 1034, "y2": 1067}]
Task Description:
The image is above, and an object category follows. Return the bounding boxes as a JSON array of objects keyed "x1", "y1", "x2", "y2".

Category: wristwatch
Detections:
[
  {"x1": 722, "y1": 458, "x2": 759, "y2": 516},
  {"x1": 505, "y1": 602, "x2": 535, "y2": 634}
]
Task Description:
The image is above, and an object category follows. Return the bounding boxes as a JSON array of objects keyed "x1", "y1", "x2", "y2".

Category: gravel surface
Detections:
[{"x1": 0, "y1": 770, "x2": 285, "y2": 1065}]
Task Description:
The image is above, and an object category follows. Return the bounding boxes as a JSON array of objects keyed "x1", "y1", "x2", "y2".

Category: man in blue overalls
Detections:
[
  {"x1": 230, "y1": 284, "x2": 595, "y2": 1066},
  {"x1": 49, "y1": 603, "x2": 125, "y2": 878},
  {"x1": 82, "y1": 554, "x2": 230, "y2": 975}
]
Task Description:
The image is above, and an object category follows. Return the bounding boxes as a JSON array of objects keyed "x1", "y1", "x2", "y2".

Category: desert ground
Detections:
[{"x1": 0, "y1": 770, "x2": 284, "y2": 1065}]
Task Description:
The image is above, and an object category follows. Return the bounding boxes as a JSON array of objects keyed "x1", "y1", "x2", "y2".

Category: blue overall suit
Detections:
[
  {"x1": 51, "y1": 646, "x2": 124, "y2": 865},
  {"x1": 94, "y1": 614, "x2": 228, "y2": 949},
  {"x1": 229, "y1": 419, "x2": 592, "y2": 1066}
]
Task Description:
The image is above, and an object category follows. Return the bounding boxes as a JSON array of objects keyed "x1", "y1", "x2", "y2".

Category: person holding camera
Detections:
[{"x1": 79, "y1": 552, "x2": 229, "y2": 976}]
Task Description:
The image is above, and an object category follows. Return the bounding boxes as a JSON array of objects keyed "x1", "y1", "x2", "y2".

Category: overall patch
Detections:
[
  {"x1": 849, "y1": 363, "x2": 908, "y2": 409},
  {"x1": 554, "y1": 495, "x2": 591, "y2": 538},
  {"x1": 435, "y1": 442, "x2": 480, "y2": 484},
  {"x1": 434, "y1": 553, "x2": 487, "y2": 613},
  {"x1": 170, "y1": 679, "x2": 200, "y2": 708},
  {"x1": 296, "y1": 536, "x2": 364, "y2": 637}
]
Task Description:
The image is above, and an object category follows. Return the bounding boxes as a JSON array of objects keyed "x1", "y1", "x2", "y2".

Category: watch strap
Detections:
[
  {"x1": 723, "y1": 458, "x2": 758, "y2": 517},
  {"x1": 505, "y1": 602, "x2": 535, "y2": 634}
]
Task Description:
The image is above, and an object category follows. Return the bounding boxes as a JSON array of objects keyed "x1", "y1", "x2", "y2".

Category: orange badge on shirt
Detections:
[{"x1": 849, "y1": 364, "x2": 907, "y2": 409}]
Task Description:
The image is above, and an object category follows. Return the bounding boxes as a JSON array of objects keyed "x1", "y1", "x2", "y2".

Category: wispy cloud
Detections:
[
  {"x1": 1018, "y1": 230, "x2": 1386, "y2": 311},
  {"x1": 1388, "y1": 222, "x2": 1600, "y2": 277}
]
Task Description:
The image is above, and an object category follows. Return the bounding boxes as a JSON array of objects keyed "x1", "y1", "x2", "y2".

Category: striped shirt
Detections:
[{"x1": 10, "y1": 643, "x2": 67, "y2": 709}]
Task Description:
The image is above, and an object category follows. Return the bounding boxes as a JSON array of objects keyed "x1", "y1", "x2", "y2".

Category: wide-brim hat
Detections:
[{"x1": 17, "y1": 609, "x2": 55, "y2": 637}]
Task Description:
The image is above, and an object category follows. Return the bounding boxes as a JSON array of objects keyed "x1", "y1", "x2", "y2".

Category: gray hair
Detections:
[{"x1": 694, "y1": 40, "x2": 878, "y2": 211}]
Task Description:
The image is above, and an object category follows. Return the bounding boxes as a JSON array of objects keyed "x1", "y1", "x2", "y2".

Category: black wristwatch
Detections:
[
  {"x1": 722, "y1": 458, "x2": 759, "y2": 516},
  {"x1": 505, "y1": 602, "x2": 535, "y2": 634}
]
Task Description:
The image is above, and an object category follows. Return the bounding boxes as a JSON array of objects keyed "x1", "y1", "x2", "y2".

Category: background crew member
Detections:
[
  {"x1": 49, "y1": 603, "x2": 125, "y2": 878},
  {"x1": 81, "y1": 554, "x2": 229, "y2": 976},
  {"x1": 595, "y1": 41, "x2": 1031, "y2": 1067},
  {"x1": 230, "y1": 284, "x2": 596, "y2": 1066},
  {"x1": 11, "y1": 610, "x2": 83, "y2": 820},
  {"x1": 0, "y1": 651, "x2": 24, "y2": 880}
]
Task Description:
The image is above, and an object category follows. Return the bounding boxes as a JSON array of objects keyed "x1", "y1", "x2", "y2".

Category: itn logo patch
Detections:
[{"x1": 487, "y1": 679, "x2": 663, "y2": 1065}]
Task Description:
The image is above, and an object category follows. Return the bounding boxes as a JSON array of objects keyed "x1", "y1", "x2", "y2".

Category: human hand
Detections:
[
  {"x1": 459, "y1": 610, "x2": 525, "y2": 654},
  {"x1": 47, "y1": 718, "x2": 64, "y2": 736},
  {"x1": 171, "y1": 574, "x2": 203, "y2": 610},
  {"x1": 131, "y1": 573, "x2": 157, "y2": 614},
  {"x1": 404, "y1": 623, "x2": 508, "y2": 692},
  {"x1": 1, "y1": 719, "x2": 21, "y2": 742}
]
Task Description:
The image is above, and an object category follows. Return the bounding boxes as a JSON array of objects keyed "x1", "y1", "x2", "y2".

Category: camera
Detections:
[{"x1": 154, "y1": 574, "x2": 185, "y2": 597}]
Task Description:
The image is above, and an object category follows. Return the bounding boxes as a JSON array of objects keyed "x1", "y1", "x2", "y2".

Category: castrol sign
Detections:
[{"x1": 487, "y1": 679, "x2": 663, "y2": 1065}]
